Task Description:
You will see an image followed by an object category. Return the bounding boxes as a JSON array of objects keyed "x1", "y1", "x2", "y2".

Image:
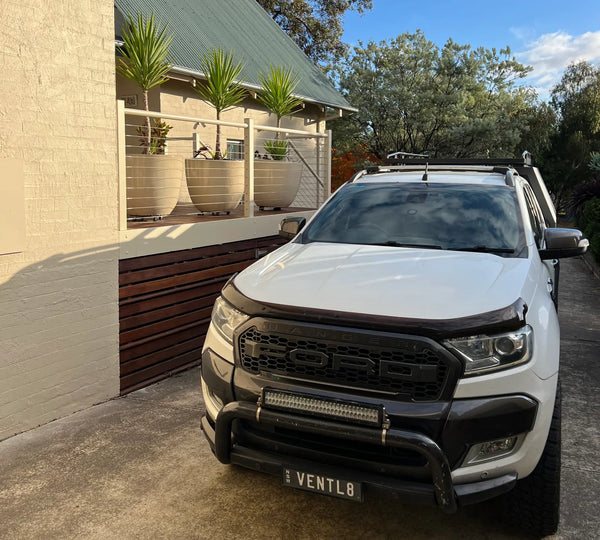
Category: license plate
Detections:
[{"x1": 282, "y1": 467, "x2": 362, "y2": 501}]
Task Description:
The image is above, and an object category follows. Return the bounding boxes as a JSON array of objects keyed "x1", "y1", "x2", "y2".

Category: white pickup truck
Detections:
[{"x1": 200, "y1": 157, "x2": 588, "y2": 538}]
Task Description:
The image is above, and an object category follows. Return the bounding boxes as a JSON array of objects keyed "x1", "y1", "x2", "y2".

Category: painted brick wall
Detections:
[{"x1": 0, "y1": 1, "x2": 120, "y2": 439}]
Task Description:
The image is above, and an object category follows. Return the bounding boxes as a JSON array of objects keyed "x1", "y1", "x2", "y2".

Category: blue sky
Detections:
[{"x1": 343, "y1": 0, "x2": 600, "y2": 100}]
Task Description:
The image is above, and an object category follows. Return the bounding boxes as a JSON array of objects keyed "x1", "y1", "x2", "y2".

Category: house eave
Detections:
[
  {"x1": 114, "y1": 39, "x2": 357, "y2": 114},
  {"x1": 168, "y1": 65, "x2": 358, "y2": 114}
]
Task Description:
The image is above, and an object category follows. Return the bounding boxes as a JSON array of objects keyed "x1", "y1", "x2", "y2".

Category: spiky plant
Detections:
[
  {"x1": 195, "y1": 49, "x2": 246, "y2": 159},
  {"x1": 568, "y1": 179, "x2": 600, "y2": 218},
  {"x1": 257, "y1": 66, "x2": 302, "y2": 158},
  {"x1": 257, "y1": 66, "x2": 303, "y2": 131},
  {"x1": 264, "y1": 139, "x2": 289, "y2": 160},
  {"x1": 117, "y1": 14, "x2": 173, "y2": 154}
]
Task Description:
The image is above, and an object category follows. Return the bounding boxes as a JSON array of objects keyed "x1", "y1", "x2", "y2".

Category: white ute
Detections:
[{"x1": 201, "y1": 157, "x2": 589, "y2": 538}]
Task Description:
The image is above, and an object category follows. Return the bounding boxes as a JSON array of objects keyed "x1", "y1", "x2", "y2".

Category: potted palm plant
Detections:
[
  {"x1": 255, "y1": 66, "x2": 304, "y2": 209},
  {"x1": 117, "y1": 13, "x2": 182, "y2": 218},
  {"x1": 185, "y1": 49, "x2": 247, "y2": 213}
]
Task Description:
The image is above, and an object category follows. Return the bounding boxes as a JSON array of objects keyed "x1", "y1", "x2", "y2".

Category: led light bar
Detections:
[{"x1": 262, "y1": 389, "x2": 382, "y2": 427}]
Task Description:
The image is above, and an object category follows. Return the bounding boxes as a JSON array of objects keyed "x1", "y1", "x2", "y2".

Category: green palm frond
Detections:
[
  {"x1": 257, "y1": 66, "x2": 303, "y2": 127},
  {"x1": 117, "y1": 13, "x2": 173, "y2": 92},
  {"x1": 195, "y1": 49, "x2": 247, "y2": 114}
]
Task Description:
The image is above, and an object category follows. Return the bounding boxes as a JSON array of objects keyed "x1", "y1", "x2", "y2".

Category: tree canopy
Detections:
[
  {"x1": 527, "y1": 61, "x2": 600, "y2": 209},
  {"x1": 331, "y1": 31, "x2": 543, "y2": 160},
  {"x1": 256, "y1": 0, "x2": 372, "y2": 65}
]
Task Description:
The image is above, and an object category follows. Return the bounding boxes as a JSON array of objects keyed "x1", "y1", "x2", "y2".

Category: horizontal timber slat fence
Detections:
[{"x1": 118, "y1": 235, "x2": 286, "y2": 394}]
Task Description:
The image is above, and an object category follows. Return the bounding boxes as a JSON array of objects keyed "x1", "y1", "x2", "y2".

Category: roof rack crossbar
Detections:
[
  {"x1": 386, "y1": 151, "x2": 429, "y2": 160},
  {"x1": 350, "y1": 163, "x2": 520, "y2": 186},
  {"x1": 386, "y1": 157, "x2": 533, "y2": 167}
]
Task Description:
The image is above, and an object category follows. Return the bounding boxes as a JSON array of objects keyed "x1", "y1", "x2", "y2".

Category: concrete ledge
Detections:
[{"x1": 119, "y1": 210, "x2": 315, "y2": 259}]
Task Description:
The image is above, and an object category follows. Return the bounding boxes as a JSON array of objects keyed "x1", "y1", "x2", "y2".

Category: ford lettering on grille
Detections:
[
  {"x1": 237, "y1": 319, "x2": 459, "y2": 401},
  {"x1": 255, "y1": 344, "x2": 438, "y2": 382}
]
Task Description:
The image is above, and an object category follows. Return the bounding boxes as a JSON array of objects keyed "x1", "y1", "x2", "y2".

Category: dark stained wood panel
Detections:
[
  {"x1": 119, "y1": 306, "x2": 214, "y2": 345},
  {"x1": 118, "y1": 235, "x2": 286, "y2": 394},
  {"x1": 120, "y1": 322, "x2": 210, "y2": 363},
  {"x1": 119, "y1": 260, "x2": 252, "y2": 299},
  {"x1": 119, "y1": 248, "x2": 258, "y2": 286},
  {"x1": 119, "y1": 278, "x2": 226, "y2": 319},
  {"x1": 120, "y1": 335, "x2": 206, "y2": 377},
  {"x1": 120, "y1": 297, "x2": 216, "y2": 332}
]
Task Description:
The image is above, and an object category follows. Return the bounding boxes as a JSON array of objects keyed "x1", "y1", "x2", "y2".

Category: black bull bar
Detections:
[{"x1": 214, "y1": 401, "x2": 458, "y2": 513}]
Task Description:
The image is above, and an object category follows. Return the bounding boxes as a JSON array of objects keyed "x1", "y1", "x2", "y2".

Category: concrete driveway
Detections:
[{"x1": 0, "y1": 257, "x2": 598, "y2": 539}]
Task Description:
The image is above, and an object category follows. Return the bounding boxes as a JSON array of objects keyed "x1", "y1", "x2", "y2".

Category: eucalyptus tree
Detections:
[
  {"x1": 256, "y1": 0, "x2": 372, "y2": 65},
  {"x1": 543, "y1": 61, "x2": 600, "y2": 208},
  {"x1": 332, "y1": 31, "x2": 537, "y2": 160}
]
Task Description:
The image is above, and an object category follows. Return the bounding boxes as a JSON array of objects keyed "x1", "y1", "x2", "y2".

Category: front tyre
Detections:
[{"x1": 504, "y1": 380, "x2": 561, "y2": 538}]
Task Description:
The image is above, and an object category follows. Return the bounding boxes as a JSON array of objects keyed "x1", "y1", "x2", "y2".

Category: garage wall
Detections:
[{"x1": 0, "y1": 1, "x2": 120, "y2": 440}]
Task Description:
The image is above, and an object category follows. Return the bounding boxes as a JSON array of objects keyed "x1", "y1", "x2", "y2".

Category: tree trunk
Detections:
[
  {"x1": 143, "y1": 90, "x2": 151, "y2": 154},
  {"x1": 215, "y1": 110, "x2": 222, "y2": 159}
]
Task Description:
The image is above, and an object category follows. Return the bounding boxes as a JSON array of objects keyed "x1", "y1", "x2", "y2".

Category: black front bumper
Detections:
[
  {"x1": 202, "y1": 401, "x2": 518, "y2": 513},
  {"x1": 201, "y1": 347, "x2": 536, "y2": 512}
]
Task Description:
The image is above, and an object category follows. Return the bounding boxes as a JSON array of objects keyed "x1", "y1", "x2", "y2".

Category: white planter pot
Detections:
[
  {"x1": 126, "y1": 154, "x2": 182, "y2": 217},
  {"x1": 254, "y1": 161, "x2": 303, "y2": 209},
  {"x1": 185, "y1": 159, "x2": 244, "y2": 213}
]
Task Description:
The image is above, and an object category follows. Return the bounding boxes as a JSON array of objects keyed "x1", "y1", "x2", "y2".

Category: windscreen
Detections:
[{"x1": 301, "y1": 183, "x2": 526, "y2": 256}]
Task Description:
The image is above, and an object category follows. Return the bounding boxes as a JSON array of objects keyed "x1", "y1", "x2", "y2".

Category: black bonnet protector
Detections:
[{"x1": 223, "y1": 280, "x2": 527, "y2": 340}]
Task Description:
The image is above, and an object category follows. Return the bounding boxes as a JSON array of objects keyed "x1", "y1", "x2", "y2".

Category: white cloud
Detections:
[
  {"x1": 517, "y1": 31, "x2": 600, "y2": 100},
  {"x1": 509, "y1": 26, "x2": 537, "y2": 45}
]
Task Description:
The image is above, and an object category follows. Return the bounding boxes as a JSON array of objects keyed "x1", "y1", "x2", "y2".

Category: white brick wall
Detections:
[{"x1": 0, "y1": 0, "x2": 120, "y2": 440}]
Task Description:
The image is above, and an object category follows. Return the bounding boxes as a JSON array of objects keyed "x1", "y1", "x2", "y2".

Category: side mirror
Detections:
[
  {"x1": 279, "y1": 217, "x2": 306, "y2": 240},
  {"x1": 539, "y1": 228, "x2": 589, "y2": 260}
]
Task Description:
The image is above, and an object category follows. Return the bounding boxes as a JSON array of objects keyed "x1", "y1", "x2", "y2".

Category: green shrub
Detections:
[
  {"x1": 136, "y1": 119, "x2": 172, "y2": 154},
  {"x1": 264, "y1": 139, "x2": 288, "y2": 160},
  {"x1": 579, "y1": 198, "x2": 600, "y2": 262}
]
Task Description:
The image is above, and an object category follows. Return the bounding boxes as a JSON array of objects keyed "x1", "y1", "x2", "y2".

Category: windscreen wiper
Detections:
[
  {"x1": 451, "y1": 245, "x2": 515, "y2": 254},
  {"x1": 377, "y1": 241, "x2": 443, "y2": 249}
]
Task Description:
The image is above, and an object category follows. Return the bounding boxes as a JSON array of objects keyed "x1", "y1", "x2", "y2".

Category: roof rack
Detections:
[
  {"x1": 350, "y1": 151, "x2": 556, "y2": 227},
  {"x1": 385, "y1": 156, "x2": 533, "y2": 167},
  {"x1": 355, "y1": 163, "x2": 518, "y2": 186},
  {"x1": 386, "y1": 151, "x2": 429, "y2": 160}
]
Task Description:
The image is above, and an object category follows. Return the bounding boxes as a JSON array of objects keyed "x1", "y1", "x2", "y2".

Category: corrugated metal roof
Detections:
[{"x1": 114, "y1": 0, "x2": 355, "y2": 111}]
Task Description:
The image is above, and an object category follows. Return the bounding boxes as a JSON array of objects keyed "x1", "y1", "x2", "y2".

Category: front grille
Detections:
[{"x1": 237, "y1": 319, "x2": 459, "y2": 401}]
